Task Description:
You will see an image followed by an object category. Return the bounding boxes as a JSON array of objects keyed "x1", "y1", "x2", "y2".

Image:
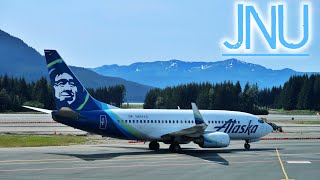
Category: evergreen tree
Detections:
[
  {"x1": 208, "y1": 87, "x2": 215, "y2": 109},
  {"x1": 196, "y1": 89, "x2": 209, "y2": 109},
  {"x1": 312, "y1": 75, "x2": 320, "y2": 110},
  {"x1": 297, "y1": 76, "x2": 313, "y2": 109},
  {"x1": 0, "y1": 89, "x2": 9, "y2": 112},
  {"x1": 144, "y1": 89, "x2": 160, "y2": 109}
]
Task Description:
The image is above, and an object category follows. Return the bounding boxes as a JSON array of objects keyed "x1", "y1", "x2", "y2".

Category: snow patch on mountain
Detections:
[
  {"x1": 201, "y1": 65, "x2": 211, "y2": 70},
  {"x1": 165, "y1": 62, "x2": 178, "y2": 70}
]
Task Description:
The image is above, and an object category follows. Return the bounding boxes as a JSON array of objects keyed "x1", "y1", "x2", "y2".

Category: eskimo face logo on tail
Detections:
[
  {"x1": 53, "y1": 73, "x2": 78, "y2": 104},
  {"x1": 214, "y1": 119, "x2": 258, "y2": 135}
]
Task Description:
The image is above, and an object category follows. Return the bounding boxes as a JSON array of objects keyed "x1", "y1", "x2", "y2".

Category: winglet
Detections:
[{"x1": 191, "y1": 102, "x2": 207, "y2": 125}]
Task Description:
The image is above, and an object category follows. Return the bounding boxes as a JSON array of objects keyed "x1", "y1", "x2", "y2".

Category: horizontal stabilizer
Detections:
[{"x1": 23, "y1": 106, "x2": 52, "y2": 114}]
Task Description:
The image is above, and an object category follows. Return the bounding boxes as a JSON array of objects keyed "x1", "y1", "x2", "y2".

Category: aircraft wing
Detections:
[
  {"x1": 161, "y1": 103, "x2": 208, "y2": 138},
  {"x1": 162, "y1": 123, "x2": 207, "y2": 138}
]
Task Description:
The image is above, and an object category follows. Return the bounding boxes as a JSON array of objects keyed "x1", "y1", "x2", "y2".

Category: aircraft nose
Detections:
[{"x1": 266, "y1": 123, "x2": 273, "y2": 134}]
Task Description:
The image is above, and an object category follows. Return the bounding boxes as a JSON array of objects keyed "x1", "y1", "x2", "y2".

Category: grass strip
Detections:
[
  {"x1": 294, "y1": 121, "x2": 320, "y2": 124},
  {"x1": 270, "y1": 120, "x2": 320, "y2": 124},
  {"x1": 0, "y1": 135, "x2": 87, "y2": 147},
  {"x1": 269, "y1": 109, "x2": 317, "y2": 115}
]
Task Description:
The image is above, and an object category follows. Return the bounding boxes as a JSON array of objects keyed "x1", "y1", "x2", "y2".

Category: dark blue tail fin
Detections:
[{"x1": 44, "y1": 50, "x2": 116, "y2": 111}]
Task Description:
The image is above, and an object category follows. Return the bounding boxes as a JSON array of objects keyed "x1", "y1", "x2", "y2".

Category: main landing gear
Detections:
[
  {"x1": 149, "y1": 141, "x2": 160, "y2": 151},
  {"x1": 244, "y1": 140, "x2": 251, "y2": 150},
  {"x1": 149, "y1": 141, "x2": 182, "y2": 153},
  {"x1": 169, "y1": 143, "x2": 181, "y2": 153}
]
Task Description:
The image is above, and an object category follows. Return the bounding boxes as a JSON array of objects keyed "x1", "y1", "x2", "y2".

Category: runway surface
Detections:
[
  {"x1": 0, "y1": 114, "x2": 85, "y2": 135},
  {"x1": 0, "y1": 139, "x2": 319, "y2": 180}
]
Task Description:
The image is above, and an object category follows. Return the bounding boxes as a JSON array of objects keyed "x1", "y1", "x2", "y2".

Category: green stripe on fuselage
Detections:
[
  {"x1": 118, "y1": 117, "x2": 142, "y2": 139},
  {"x1": 107, "y1": 111, "x2": 142, "y2": 139}
]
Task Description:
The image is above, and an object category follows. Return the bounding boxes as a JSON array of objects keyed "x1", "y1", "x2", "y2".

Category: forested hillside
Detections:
[
  {"x1": 0, "y1": 75, "x2": 126, "y2": 112},
  {"x1": 144, "y1": 74, "x2": 320, "y2": 114}
]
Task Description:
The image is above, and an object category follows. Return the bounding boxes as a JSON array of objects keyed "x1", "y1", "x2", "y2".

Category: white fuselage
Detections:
[{"x1": 107, "y1": 109, "x2": 272, "y2": 141}]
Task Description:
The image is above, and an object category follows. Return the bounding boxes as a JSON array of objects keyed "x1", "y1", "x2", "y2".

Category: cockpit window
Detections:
[{"x1": 258, "y1": 119, "x2": 265, "y2": 124}]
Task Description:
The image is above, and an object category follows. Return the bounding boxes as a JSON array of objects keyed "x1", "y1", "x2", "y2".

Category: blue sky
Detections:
[{"x1": 0, "y1": 0, "x2": 319, "y2": 72}]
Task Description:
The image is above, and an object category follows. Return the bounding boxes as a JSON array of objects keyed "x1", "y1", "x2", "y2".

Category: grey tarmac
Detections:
[
  {"x1": 0, "y1": 114, "x2": 86, "y2": 135},
  {"x1": 0, "y1": 136, "x2": 319, "y2": 180}
]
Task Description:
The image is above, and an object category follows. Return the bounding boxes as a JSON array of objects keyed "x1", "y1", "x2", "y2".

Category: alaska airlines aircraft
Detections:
[{"x1": 24, "y1": 50, "x2": 273, "y2": 153}]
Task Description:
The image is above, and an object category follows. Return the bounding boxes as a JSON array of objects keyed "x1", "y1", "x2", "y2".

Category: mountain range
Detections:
[
  {"x1": 1, "y1": 28, "x2": 317, "y2": 102},
  {"x1": 92, "y1": 59, "x2": 316, "y2": 88},
  {"x1": 0, "y1": 30, "x2": 152, "y2": 102}
]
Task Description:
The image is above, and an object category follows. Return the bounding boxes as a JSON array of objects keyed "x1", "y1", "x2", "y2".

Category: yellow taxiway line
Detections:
[{"x1": 276, "y1": 148, "x2": 294, "y2": 180}]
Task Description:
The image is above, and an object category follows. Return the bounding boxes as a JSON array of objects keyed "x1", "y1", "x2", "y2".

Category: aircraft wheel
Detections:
[
  {"x1": 244, "y1": 143, "x2": 251, "y2": 150},
  {"x1": 149, "y1": 141, "x2": 160, "y2": 150},
  {"x1": 169, "y1": 143, "x2": 181, "y2": 153}
]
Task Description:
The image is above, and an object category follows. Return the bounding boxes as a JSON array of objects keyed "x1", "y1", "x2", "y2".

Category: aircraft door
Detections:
[{"x1": 100, "y1": 115, "x2": 107, "y2": 129}]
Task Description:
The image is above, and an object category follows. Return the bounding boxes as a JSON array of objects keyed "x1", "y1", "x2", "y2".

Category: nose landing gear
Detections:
[
  {"x1": 244, "y1": 140, "x2": 251, "y2": 150},
  {"x1": 244, "y1": 143, "x2": 251, "y2": 150}
]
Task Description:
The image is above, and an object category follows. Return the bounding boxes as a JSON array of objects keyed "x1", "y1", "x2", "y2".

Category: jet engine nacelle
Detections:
[{"x1": 195, "y1": 132, "x2": 230, "y2": 148}]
